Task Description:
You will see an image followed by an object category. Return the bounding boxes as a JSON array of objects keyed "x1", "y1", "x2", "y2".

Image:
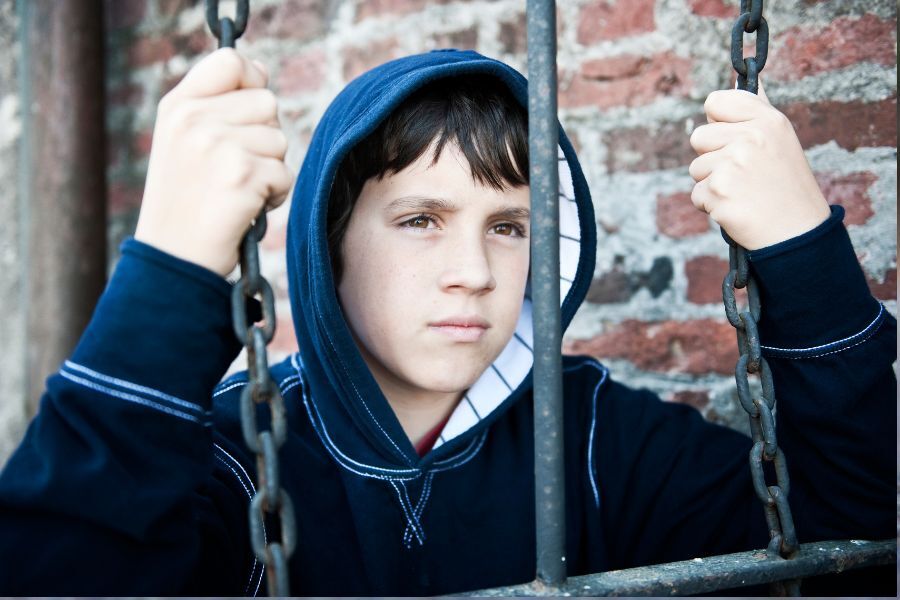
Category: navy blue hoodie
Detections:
[{"x1": 0, "y1": 50, "x2": 895, "y2": 596}]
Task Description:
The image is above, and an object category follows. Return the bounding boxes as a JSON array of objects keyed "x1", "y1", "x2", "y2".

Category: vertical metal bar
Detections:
[
  {"x1": 527, "y1": 0, "x2": 566, "y2": 587},
  {"x1": 22, "y1": 0, "x2": 107, "y2": 414}
]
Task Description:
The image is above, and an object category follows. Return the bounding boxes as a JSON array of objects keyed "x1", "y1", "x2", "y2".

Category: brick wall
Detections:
[{"x1": 104, "y1": 0, "x2": 896, "y2": 432}]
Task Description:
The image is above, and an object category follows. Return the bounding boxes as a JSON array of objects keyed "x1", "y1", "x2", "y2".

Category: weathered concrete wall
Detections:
[
  {"x1": 0, "y1": 1, "x2": 27, "y2": 462},
  {"x1": 1, "y1": 0, "x2": 895, "y2": 463}
]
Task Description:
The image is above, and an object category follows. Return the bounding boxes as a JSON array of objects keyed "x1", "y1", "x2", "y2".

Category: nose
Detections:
[{"x1": 437, "y1": 232, "x2": 497, "y2": 294}]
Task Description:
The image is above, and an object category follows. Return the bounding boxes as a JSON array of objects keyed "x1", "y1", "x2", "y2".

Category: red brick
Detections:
[
  {"x1": 577, "y1": 0, "x2": 655, "y2": 45},
  {"x1": 782, "y1": 98, "x2": 897, "y2": 151},
  {"x1": 429, "y1": 27, "x2": 478, "y2": 51},
  {"x1": 688, "y1": 0, "x2": 733, "y2": 18},
  {"x1": 767, "y1": 15, "x2": 896, "y2": 82},
  {"x1": 685, "y1": 255, "x2": 728, "y2": 304},
  {"x1": 499, "y1": 14, "x2": 526, "y2": 55},
  {"x1": 586, "y1": 266, "x2": 634, "y2": 304},
  {"x1": 157, "y1": 0, "x2": 193, "y2": 18},
  {"x1": 172, "y1": 28, "x2": 213, "y2": 59},
  {"x1": 671, "y1": 389, "x2": 710, "y2": 410},
  {"x1": 243, "y1": 0, "x2": 328, "y2": 42},
  {"x1": 562, "y1": 52, "x2": 693, "y2": 111},
  {"x1": 603, "y1": 116, "x2": 701, "y2": 172},
  {"x1": 129, "y1": 36, "x2": 176, "y2": 67},
  {"x1": 108, "y1": 181, "x2": 144, "y2": 216},
  {"x1": 277, "y1": 49, "x2": 327, "y2": 95},
  {"x1": 356, "y1": 0, "x2": 436, "y2": 20},
  {"x1": 657, "y1": 191, "x2": 709, "y2": 238},
  {"x1": 343, "y1": 38, "x2": 401, "y2": 82},
  {"x1": 814, "y1": 171, "x2": 876, "y2": 226},
  {"x1": 105, "y1": 0, "x2": 146, "y2": 30},
  {"x1": 566, "y1": 319, "x2": 738, "y2": 375},
  {"x1": 867, "y1": 268, "x2": 897, "y2": 301},
  {"x1": 108, "y1": 83, "x2": 144, "y2": 106},
  {"x1": 133, "y1": 129, "x2": 154, "y2": 157}
]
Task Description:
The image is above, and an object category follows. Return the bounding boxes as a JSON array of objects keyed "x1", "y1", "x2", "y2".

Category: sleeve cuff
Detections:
[
  {"x1": 68, "y1": 238, "x2": 244, "y2": 410},
  {"x1": 746, "y1": 205, "x2": 883, "y2": 354}
]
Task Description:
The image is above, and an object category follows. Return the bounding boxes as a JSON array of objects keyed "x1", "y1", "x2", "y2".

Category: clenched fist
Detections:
[
  {"x1": 689, "y1": 81, "x2": 830, "y2": 250},
  {"x1": 134, "y1": 48, "x2": 292, "y2": 277}
]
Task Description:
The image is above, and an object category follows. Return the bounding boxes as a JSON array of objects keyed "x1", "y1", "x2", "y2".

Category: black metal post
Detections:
[
  {"x1": 20, "y1": 0, "x2": 107, "y2": 415},
  {"x1": 527, "y1": 0, "x2": 565, "y2": 587}
]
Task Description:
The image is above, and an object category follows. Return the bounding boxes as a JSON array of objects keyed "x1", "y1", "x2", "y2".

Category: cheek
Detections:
[
  {"x1": 341, "y1": 233, "x2": 429, "y2": 336},
  {"x1": 493, "y1": 249, "x2": 531, "y2": 325}
]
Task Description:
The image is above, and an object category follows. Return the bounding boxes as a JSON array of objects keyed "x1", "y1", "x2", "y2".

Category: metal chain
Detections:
[
  {"x1": 726, "y1": 1, "x2": 800, "y2": 596},
  {"x1": 205, "y1": 1, "x2": 296, "y2": 595}
]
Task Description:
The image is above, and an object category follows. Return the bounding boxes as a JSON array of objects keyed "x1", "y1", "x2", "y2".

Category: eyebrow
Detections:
[{"x1": 385, "y1": 196, "x2": 531, "y2": 221}]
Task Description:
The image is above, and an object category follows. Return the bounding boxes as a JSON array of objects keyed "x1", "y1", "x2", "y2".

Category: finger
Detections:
[
  {"x1": 704, "y1": 89, "x2": 770, "y2": 123},
  {"x1": 170, "y1": 48, "x2": 268, "y2": 99},
  {"x1": 228, "y1": 124, "x2": 288, "y2": 159},
  {"x1": 252, "y1": 156, "x2": 293, "y2": 208},
  {"x1": 191, "y1": 88, "x2": 279, "y2": 125},
  {"x1": 690, "y1": 122, "x2": 744, "y2": 154},
  {"x1": 690, "y1": 178, "x2": 715, "y2": 215},
  {"x1": 688, "y1": 149, "x2": 722, "y2": 182}
]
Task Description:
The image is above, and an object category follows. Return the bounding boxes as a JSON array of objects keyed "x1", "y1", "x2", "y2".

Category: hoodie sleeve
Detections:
[
  {"x1": 591, "y1": 206, "x2": 896, "y2": 595},
  {"x1": 0, "y1": 239, "x2": 257, "y2": 595}
]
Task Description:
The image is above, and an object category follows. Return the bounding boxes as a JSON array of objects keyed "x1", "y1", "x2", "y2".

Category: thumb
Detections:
[
  {"x1": 169, "y1": 48, "x2": 268, "y2": 99},
  {"x1": 756, "y1": 76, "x2": 771, "y2": 104}
]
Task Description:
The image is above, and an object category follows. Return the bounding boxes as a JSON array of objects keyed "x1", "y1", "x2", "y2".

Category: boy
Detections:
[{"x1": 0, "y1": 48, "x2": 894, "y2": 595}]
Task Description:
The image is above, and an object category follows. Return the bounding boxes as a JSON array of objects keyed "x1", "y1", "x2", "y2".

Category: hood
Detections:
[{"x1": 286, "y1": 49, "x2": 596, "y2": 470}]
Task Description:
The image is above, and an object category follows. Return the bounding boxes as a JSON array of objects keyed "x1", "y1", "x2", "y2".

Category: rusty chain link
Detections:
[
  {"x1": 205, "y1": 0, "x2": 295, "y2": 595},
  {"x1": 725, "y1": 1, "x2": 801, "y2": 596}
]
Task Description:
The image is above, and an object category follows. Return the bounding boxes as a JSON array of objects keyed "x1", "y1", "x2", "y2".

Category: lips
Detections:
[{"x1": 428, "y1": 316, "x2": 491, "y2": 342}]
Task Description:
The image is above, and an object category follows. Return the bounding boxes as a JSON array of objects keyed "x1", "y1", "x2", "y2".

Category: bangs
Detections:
[{"x1": 376, "y1": 75, "x2": 529, "y2": 190}]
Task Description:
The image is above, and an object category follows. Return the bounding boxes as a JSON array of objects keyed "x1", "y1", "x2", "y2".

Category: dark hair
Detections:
[{"x1": 327, "y1": 75, "x2": 529, "y2": 282}]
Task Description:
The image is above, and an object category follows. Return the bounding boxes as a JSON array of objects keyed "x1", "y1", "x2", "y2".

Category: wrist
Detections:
[{"x1": 747, "y1": 205, "x2": 881, "y2": 351}]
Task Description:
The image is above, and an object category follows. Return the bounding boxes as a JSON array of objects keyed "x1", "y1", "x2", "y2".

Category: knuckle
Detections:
[
  {"x1": 689, "y1": 126, "x2": 703, "y2": 150},
  {"x1": 258, "y1": 89, "x2": 278, "y2": 117},
  {"x1": 274, "y1": 130, "x2": 289, "y2": 157},
  {"x1": 688, "y1": 157, "x2": 701, "y2": 181},
  {"x1": 744, "y1": 127, "x2": 766, "y2": 148},
  {"x1": 222, "y1": 150, "x2": 253, "y2": 187},
  {"x1": 728, "y1": 145, "x2": 751, "y2": 169},
  {"x1": 707, "y1": 172, "x2": 728, "y2": 198},
  {"x1": 218, "y1": 48, "x2": 244, "y2": 76},
  {"x1": 690, "y1": 184, "x2": 704, "y2": 207}
]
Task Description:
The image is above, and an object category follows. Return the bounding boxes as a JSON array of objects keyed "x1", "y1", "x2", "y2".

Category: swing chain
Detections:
[
  {"x1": 730, "y1": 0, "x2": 768, "y2": 95},
  {"x1": 725, "y1": 0, "x2": 802, "y2": 596},
  {"x1": 206, "y1": 0, "x2": 296, "y2": 596}
]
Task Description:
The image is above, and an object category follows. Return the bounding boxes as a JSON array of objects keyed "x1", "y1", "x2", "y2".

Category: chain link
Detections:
[
  {"x1": 725, "y1": 6, "x2": 800, "y2": 593},
  {"x1": 205, "y1": 1, "x2": 295, "y2": 595}
]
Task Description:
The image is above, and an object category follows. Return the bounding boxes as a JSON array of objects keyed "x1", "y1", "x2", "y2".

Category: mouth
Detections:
[{"x1": 428, "y1": 316, "x2": 491, "y2": 342}]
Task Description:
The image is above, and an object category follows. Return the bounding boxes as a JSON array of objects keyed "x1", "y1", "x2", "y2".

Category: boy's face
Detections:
[{"x1": 337, "y1": 142, "x2": 531, "y2": 403}]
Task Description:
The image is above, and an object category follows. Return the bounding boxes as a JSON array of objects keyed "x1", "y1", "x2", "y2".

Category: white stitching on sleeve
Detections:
[
  {"x1": 58, "y1": 369, "x2": 208, "y2": 425},
  {"x1": 64, "y1": 360, "x2": 209, "y2": 414},
  {"x1": 760, "y1": 305, "x2": 885, "y2": 354}
]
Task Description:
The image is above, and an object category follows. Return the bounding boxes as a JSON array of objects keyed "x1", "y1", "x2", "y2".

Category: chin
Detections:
[{"x1": 412, "y1": 364, "x2": 485, "y2": 394}]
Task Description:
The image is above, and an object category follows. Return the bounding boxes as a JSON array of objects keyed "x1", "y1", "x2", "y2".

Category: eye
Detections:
[
  {"x1": 401, "y1": 214, "x2": 437, "y2": 229},
  {"x1": 491, "y1": 223, "x2": 526, "y2": 237}
]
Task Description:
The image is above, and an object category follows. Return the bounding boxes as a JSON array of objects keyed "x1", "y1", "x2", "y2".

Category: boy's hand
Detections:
[
  {"x1": 688, "y1": 82, "x2": 830, "y2": 250},
  {"x1": 134, "y1": 48, "x2": 292, "y2": 277}
]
